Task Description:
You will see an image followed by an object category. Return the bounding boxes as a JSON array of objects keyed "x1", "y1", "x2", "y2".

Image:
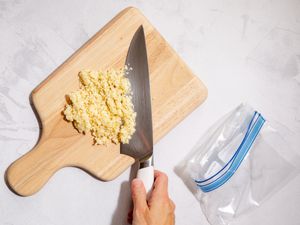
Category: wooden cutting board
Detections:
[{"x1": 6, "y1": 7, "x2": 207, "y2": 196}]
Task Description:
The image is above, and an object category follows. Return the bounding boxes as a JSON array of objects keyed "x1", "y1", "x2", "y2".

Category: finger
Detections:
[
  {"x1": 131, "y1": 178, "x2": 148, "y2": 211},
  {"x1": 152, "y1": 170, "x2": 168, "y2": 196},
  {"x1": 168, "y1": 212, "x2": 175, "y2": 225},
  {"x1": 167, "y1": 200, "x2": 176, "y2": 225},
  {"x1": 170, "y1": 199, "x2": 176, "y2": 211}
]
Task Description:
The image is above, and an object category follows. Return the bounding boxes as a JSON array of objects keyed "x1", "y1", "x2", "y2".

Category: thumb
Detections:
[{"x1": 131, "y1": 178, "x2": 148, "y2": 211}]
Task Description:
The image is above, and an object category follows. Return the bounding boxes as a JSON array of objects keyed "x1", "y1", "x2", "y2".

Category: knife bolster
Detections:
[{"x1": 139, "y1": 156, "x2": 154, "y2": 168}]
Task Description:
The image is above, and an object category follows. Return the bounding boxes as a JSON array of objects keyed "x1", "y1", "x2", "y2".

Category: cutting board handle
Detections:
[
  {"x1": 5, "y1": 139, "x2": 69, "y2": 196},
  {"x1": 6, "y1": 131, "x2": 135, "y2": 196}
]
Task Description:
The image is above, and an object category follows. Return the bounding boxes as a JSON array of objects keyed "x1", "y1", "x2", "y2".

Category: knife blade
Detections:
[{"x1": 120, "y1": 26, "x2": 154, "y2": 197}]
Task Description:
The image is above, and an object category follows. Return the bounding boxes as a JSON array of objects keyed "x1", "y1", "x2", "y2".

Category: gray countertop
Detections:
[{"x1": 1, "y1": 0, "x2": 300, "y2": 225}]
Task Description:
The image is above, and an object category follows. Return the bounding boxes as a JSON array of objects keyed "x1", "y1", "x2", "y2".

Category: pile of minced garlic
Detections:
[{"x1": 63, "y1": 68, "x2": 136, "y2": 145}]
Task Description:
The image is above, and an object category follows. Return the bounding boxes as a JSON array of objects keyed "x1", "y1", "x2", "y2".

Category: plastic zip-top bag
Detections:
[{"x1": 176, "y1": 103, "x2": 300, "y2": 225}]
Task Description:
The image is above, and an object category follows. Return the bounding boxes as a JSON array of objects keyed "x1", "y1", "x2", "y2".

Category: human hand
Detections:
[{"x1": 128, "y1": 170, "x2": 175, "y2": 225}]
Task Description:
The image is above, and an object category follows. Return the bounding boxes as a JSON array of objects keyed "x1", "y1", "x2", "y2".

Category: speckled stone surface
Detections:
[{"x1": 0, "y1": 1, "x2": 299, "y2": 225}]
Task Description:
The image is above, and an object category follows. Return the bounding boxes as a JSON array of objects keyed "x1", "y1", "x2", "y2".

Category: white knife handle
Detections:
[{"x1": 137, "y1": 165, "x2": 154, "y2": 200}]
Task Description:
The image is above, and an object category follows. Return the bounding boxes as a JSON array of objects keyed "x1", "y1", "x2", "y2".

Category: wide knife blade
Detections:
[
  {"x1": 121, "y1": 26, "x2": 154, "y2": 196},
  {"x1": 121, "y1": 26, "x2": 153, "y2": 162}
]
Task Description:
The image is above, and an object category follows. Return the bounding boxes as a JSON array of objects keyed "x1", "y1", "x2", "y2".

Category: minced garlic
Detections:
[{"x1": 63, "y1": 69, "x2": 136, "y2": 145}]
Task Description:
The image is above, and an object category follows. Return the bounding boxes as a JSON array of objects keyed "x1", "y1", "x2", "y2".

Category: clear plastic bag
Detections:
[{"x1": 176, "y1": 103, "x2": 300, "y2": 225}]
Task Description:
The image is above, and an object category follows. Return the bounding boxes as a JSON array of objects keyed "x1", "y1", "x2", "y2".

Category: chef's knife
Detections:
[{"x1": 121, "y1": 26, "x2": 154, "y2": 197}]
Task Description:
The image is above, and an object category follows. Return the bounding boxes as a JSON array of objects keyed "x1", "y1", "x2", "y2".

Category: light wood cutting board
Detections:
[{"x1": 6, "y1": 7, "x2": 207, "y2": 196}]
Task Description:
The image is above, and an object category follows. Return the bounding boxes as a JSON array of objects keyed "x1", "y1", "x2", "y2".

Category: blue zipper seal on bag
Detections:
[
  {"x1": 194, "y1": 112, "x2": 260, "y2": 185},
  {"x1": 196, "y1": 112, "x2": 265, "y2": 192},
  {"x1": 195, "y1": 112, "x2": 265, "y2": 192}
]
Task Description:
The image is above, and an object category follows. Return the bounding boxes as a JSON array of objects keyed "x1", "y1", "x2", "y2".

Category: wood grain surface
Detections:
[{"x1": 6, "y1": 7, "x2": 207, "y2": 196}]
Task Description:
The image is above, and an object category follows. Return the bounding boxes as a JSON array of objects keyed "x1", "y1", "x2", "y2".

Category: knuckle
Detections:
[
  {"x1": 134, "y1": 207, "x2": 146, "y2": 218},
  {"x1": 137, "y1": 203, "x2": 149, "y2": 212},
  {"x1": 159, "y1": 195, "x2": 169, "y2": 203},
  {"x1": 160, "y1": 172, "x2": 168, "y2": 181},
  {"x1": 170, "y1": 200, "x2": 176, "y2": 211}
]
